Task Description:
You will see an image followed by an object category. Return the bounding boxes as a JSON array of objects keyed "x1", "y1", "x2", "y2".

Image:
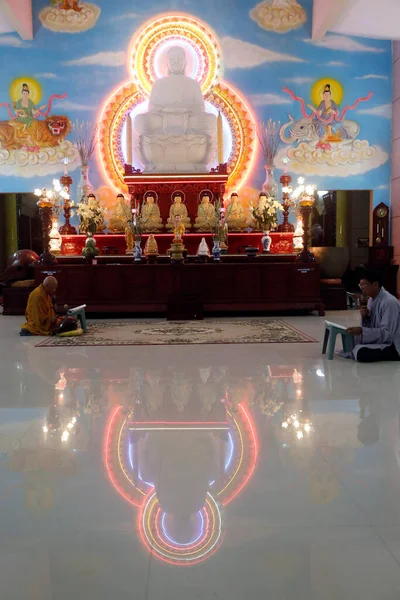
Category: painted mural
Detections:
[
  {"x1": 0, "y1": 78, "x2": 79, "y2": 177},
  {"x1": 39, "y1": 1, "x2": 100, "y2": 33},
  {"x1": 250, "y1": 0, "x2": 307, "y2": 33},
  {"x1": 0, "y1": 0, "x2": 392, "y2": 206}
]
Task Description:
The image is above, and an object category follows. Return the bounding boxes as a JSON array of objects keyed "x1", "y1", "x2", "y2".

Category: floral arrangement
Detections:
[
  {"x1": 257, "y1": 119, "x2": 281, "y2": 167},
  {"x1": 118, "y1": 197, "x2": 150, "y2": 238},
  {"x1": 251, "y1": 193, "x2": 282, "y2": 232},
  {"x1": 76, "y1": 196, "x2": 107, "y2": 234},
  {"x1": 72, "y1": 119, "x2": 98, "y2": 167}
]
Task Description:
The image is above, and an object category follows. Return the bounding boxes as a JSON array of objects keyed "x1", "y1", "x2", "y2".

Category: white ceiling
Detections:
[
  {"x1": 0, "y1": 0, "x2": 33, "y2": 40},
  {"x1": 0, "y1": 1, "x2": 398, "y2": 43},
  {"x1": 313, "y1": 0, "x2": 400, "y2": 41}
]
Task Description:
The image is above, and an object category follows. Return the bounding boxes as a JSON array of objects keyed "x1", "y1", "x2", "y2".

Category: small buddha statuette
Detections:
[
  {"x1": 141, "y1": 193, "x2": 163, "y2": 232},
  {"x1": 108, "y1": 193, "x2": 127, "y2": 233},
  {"x1": 194, "y1": 194, "x2": 216, "y2": 231},
  {"x1": 173, "y1": 215, "x2": 186, "y2": 242},
  {"x1": 87, "y1": 193, "x2": 106, "y2": 232},
  {"x1": 167, "y1": 194, "x2": 191, "y2": 230},
  {"x1": 226, "y1": 192, "x2": 246, "y2": 232}
]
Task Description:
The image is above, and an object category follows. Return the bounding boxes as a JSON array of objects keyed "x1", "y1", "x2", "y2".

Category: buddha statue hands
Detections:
[
  {"x1": 141, "y1": 193, "x2": 163, "y2": 232},
  {"x1": 167, "y1": 194, "x2": 191, "y2": 230},
  {"x1": 194, "y1": 194, "x2": 216, "y2": 231},
  {"x1": 226, "y1": 192, "x2": 247, "y2": 232}
]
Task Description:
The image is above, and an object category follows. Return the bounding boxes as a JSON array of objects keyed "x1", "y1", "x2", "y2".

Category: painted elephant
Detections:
[{"x1": 280, "y1": 114, "x2": 360, "y2": 147}]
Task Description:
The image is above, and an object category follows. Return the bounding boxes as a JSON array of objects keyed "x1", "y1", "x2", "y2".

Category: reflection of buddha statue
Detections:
[
  {"x1": 141, "y1": 194, "x2": 163, "y2": 232},
  {"x1": 134, "y1": 46, "x2": 217, "y2": 173},
  {"x1": 167, "y1": 195, "x2": 191, "y2": 230},
  {"x1": 226, "y1": 193, "x2": 246, "y2": 231},
  {"x1": 195, "y1": 195, "x2": 215, "y2": 231},
  {"x1": 108, "y1": 193, "x2": 127, "y2": 233}
]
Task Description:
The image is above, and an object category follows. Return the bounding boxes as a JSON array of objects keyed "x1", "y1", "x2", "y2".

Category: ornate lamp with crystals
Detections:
[
  {"x1": 34, "y1": 187, "x2": 58, "y2": 265},
  {"x1": 291, "y1": 177, "x2": 317, "y2": 263},
  {"x1": 59, "y1": 158, "x2": 77, "y2": 235},
  {"x1": 278, "y1": 156, "x2": 295, "y2": 232}
]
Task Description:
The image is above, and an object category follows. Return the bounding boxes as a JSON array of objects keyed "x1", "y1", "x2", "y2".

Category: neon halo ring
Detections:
[
  {"x1": 128, "y1": 13, "x2": 222, "y2": 96},
  {"x1": 139, "y1": 491, "x2": 222, "y2": 566}
]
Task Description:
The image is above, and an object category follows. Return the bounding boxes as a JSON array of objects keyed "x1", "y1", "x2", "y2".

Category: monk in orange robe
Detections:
[{"x1": 20, "y1": 276, "x2": 61, "y2": 336}]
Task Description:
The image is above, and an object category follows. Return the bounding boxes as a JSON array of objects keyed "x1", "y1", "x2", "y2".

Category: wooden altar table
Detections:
[{"x1": 35, "y1": 259, "x2": 324, "y2": 315}]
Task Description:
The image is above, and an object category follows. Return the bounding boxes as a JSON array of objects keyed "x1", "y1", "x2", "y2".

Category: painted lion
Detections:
[{"x1": 0, "y1": 115, "x2": 71, "y2": 150}]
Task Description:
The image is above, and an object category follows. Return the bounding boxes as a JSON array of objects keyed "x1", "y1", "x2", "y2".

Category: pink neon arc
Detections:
[
  {"x1": 222, "y1": 403, "x2": 259, "y2": 506},
  {"x1": 104, "y1": 405, "x2": 141, "y2": 508}
]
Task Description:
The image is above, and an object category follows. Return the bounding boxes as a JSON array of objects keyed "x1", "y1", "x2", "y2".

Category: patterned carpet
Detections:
[{"x1": 36, "y1": 319, "x2": 316, "y2": 347}]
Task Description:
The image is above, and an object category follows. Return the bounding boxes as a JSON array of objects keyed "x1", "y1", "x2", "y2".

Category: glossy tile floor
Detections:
[{"x1": 2, "y1": 312, "x2": 400, "y2": 599}]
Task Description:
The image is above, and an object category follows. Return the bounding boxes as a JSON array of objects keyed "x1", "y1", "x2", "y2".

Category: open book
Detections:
[
  {"x1": 68, "y1": 304, "x2": 86, "y2": 314},
  {"x1": 324, "y1": 320, "x2": 348, "y2": 331}
]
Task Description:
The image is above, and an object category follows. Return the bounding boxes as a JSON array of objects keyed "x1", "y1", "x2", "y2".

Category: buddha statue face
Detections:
[
  {"x1": 174, "y1": 196, "x2": 182, "y2": 205},
  {"x1": 146, "y1": 195, "x2": 155, "y2": 205},
  {"x1": 167, "y1": 46, "x2": 186, "y2": 75},
  {"x1": 117, "y1": 194, "x2": 125, "y2": 202},
  {"x1": 202, "y1": 195, "x2": 210, "y2": 204},
  {"x1": 231, "y1": 193, "x2": 238, "y2": 203}
]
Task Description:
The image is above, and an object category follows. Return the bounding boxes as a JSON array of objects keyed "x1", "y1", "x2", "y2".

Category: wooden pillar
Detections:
[
  {"x1": 336, "y1": 190, "x2": 348, "y2": 247},
  {"x1": 4, "y1": 194, "x2": 18, "y2": 258}
]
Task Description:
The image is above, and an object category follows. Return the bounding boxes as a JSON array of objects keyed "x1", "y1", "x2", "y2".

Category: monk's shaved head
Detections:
[{"x1": 43, "y1": 276, "x2": 58, "y2": 295}]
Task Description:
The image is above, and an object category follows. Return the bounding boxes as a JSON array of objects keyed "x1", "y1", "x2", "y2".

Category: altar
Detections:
[{"x1": 35, "y1": 259, "x2": 323, "y2": 316}]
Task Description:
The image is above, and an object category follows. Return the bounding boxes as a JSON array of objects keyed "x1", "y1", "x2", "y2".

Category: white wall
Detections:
[{"x1": 391, "y1": 42, "x2": 400, "y2": 281}]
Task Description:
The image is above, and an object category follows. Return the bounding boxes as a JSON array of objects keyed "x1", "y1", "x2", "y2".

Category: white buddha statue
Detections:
[{"x1": 134, "y1": 45, "x2": 217, "y2": 173}]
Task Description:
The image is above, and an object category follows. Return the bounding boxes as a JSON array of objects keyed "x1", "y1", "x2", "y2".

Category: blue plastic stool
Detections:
[
  {"x1": 322, "y1": 322, "x2": 354, "y2": 360},
  {"x1": 68, "y1": 306, "x2": 87, "y2": 332}
]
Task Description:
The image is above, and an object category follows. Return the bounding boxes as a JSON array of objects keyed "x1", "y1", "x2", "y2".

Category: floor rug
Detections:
[{"x1": 36, "y1": 319, "x2": 316, "y2": 347}]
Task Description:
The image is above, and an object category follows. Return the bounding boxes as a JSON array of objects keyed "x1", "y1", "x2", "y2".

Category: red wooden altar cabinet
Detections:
[
  {"x1": 61, "y1": 232, "x2": 294, "y2": 256},
  {"x1": 124, "y1": 165, "x2": 228, "y2": 223}
]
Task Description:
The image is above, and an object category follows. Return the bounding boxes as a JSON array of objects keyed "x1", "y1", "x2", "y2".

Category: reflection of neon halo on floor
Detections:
[
  {"x1": 161, "y1": 510, "x2": 204, "y2": 547},
  {"x1": 104, "y1": 401, "x2": 258, "y2": 565},
  {"x1": 139, "y1": 491, "x2": 222, "y2": 566}
]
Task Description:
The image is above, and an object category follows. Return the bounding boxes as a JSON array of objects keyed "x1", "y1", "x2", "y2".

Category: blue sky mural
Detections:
[{"x1": 0, "y1": 0, "x2": 392, "y2": 206}]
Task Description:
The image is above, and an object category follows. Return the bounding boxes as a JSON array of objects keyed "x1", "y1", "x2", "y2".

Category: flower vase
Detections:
[
  {"x1": 261, "y1": 231, "x2": 272, "y2": 253},
  {"x1": 77, "y1": 165, "x2": 93, "y2": 203},
  {"x1": 133, "y1": 238, "x2": 142, "y2": 263},
  {"x1": 212, "y1": 238, "x2": 221, "y2": 262},
  {"x1": 263, "y1": 165, "x2": 278, "y2": 198}
]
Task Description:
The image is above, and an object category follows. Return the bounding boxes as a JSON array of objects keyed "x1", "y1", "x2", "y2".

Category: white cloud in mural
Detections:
[
  {"x1": 0, "y1": 35, "x2": 27, "y2": 48},
  {"x1": 35, "y1": 72, "x2": 58, "y2": 79},
  {"x1": 39, "y1": 3, "x2": 100, "y2": 34},
  {"x1": 110, "y1": 12, "x2": 139, "y2": 22},
  {"x1": 356, "y1": 74, "x2": 389, "y2": 80},
  {"x1": 282, "y1": 77, "x2": 314, "y2": 85},
  {"x1": 358, "y1": 104, "x2": 392, "y2": 119},
  {"x1": 250, "y1": 0, "x2": 307, "y2": 34},
  {"x1": 276, "y1": 140, "x2": 388, "y2": 177},
  {"x1": 325, "y1": 61, "x2": 347, "y2": 67},
  {"x1": 250, "y1": 93, "x2": 292, "y2": 106},
  {"x1": 64, "y1": 51, "x2": 125, "y2": 67},
  {"x1": 0, "y1": 141, "x2": 80, "y2": 178},
  {"x1": 56, "y1": 100, "x2": 95, "y2": 111},
  {"x1": 221, "y1": 36, "x2": 304, "y2": 69},
  {"x1": 305, "y1": 35, "x2": 385, "y2": 54}
]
